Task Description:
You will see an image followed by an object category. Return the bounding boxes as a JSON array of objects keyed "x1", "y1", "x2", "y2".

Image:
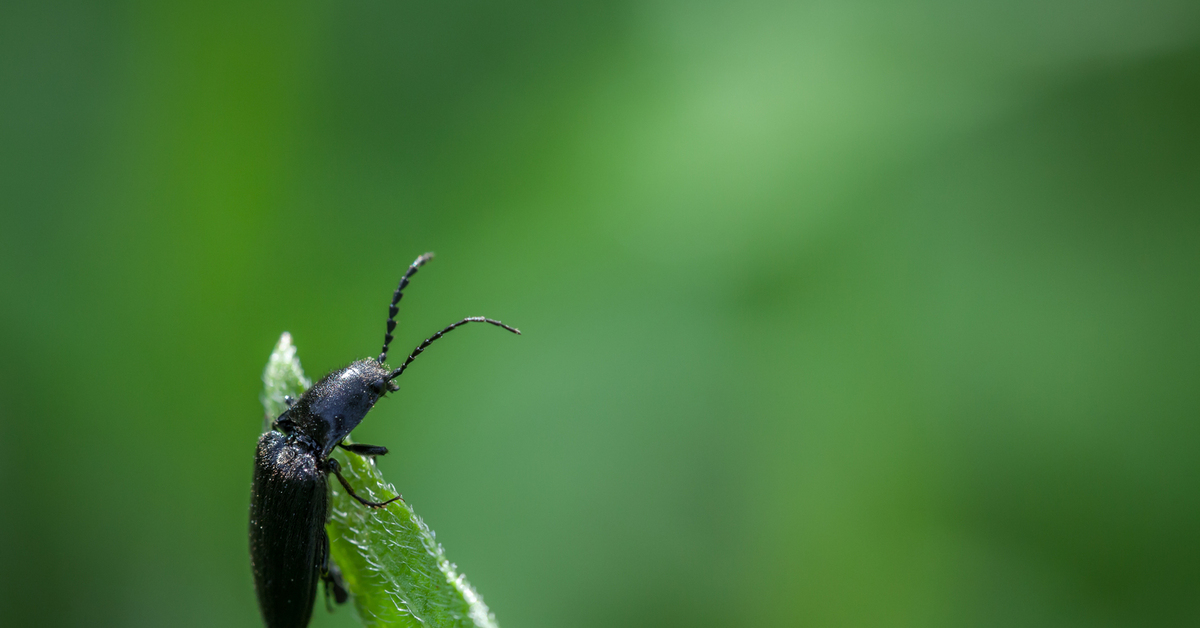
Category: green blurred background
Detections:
[{"x1": 2, "y1": 1, "x2": 1199, "y2": 626}]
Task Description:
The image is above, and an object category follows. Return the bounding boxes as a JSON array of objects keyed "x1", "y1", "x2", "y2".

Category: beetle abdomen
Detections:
[{"x1": 249, "y1": 432, "x2": 328, "y2": 628}]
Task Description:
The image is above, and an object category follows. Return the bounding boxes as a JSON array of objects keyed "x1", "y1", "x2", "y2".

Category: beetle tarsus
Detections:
[
  {"x1": 328, "y1": 457, "x2": 404, "y2": 508},
  {"x1": 322, "y1": 564, "x2": 348, "y2": 609}
]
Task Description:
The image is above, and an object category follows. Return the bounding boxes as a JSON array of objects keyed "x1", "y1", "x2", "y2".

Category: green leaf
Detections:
[
  {"x1": 261, "y1": 333, "x2": 500, "y2": 628},
  {"x1": 261, "y1": 332, "x2": 312, "y2": 432}
]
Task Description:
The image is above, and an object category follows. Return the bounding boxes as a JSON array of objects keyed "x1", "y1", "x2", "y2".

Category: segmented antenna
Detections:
[
  {"x1": 387, "y1": 317, "x2": 520, "y2": 382},
  {"x1": 378, "y1": 252, "x2": 435, "y2": 364}
]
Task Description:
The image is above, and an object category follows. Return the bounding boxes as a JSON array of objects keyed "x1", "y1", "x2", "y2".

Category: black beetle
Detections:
[{"x1": 249, "y1": 253, "x2": 519, "y2": 628}]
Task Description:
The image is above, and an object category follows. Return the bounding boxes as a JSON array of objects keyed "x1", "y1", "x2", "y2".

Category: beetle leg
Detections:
[
  {"x1": 320, "y1": 530, "x2": 349, "y2": 609},
  {"x1": 325, "y1": 562, "x2": 348, "y2": 606},
  {"x1": 339, "y1": 442, "x2": 389, "y2": 457},
  {"x1": 327, "y1": 457, "x2": 403, "y2": 508},
  {"x1": 322, "y1": 570, "x2": 335, "y2": 613}
]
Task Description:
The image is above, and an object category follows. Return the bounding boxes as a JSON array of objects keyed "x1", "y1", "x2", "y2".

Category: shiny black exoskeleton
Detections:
[{"x1": 249, "y1": 253, "x2": 519, "y2": 628}]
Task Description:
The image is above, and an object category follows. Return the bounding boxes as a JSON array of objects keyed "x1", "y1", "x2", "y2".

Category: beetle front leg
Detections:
[
  {"x1": 326, "y1": 457, "x2": 403, "y2": 508},
  {"x1": 339, "y1": 442, "x2": 389, "y2": 457}
]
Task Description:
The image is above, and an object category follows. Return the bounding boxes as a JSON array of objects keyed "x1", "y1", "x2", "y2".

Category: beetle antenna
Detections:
[
  {"x1": 387, "y1": 317, "x2": 520, "y2": 381},
  {"x1": 378, "y1": 252, "x2": 435, "y2": 364}
]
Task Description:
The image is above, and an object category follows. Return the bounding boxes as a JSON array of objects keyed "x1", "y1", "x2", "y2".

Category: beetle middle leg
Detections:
[
  {"x1": 326, "y1": 457, "x2": 403, "y2": 508},
  {"x1": 339, "y1": 442, "x2": 389, "y2": 457}
]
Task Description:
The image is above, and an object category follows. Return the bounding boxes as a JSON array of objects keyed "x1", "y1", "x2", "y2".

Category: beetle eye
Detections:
[{"x1": 370, "y1": 379, "x2": 385, "y2": 394}]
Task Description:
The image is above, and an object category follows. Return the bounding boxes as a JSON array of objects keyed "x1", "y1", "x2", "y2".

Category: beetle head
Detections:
[{"x1": 282, "y1": 358, "x2": 398, "y2": 457}]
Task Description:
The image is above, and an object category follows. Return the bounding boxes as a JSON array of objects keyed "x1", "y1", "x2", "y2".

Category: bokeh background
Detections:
[{"x1": 2, "y1": 1, "x2": 1199, "y2": 626}]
